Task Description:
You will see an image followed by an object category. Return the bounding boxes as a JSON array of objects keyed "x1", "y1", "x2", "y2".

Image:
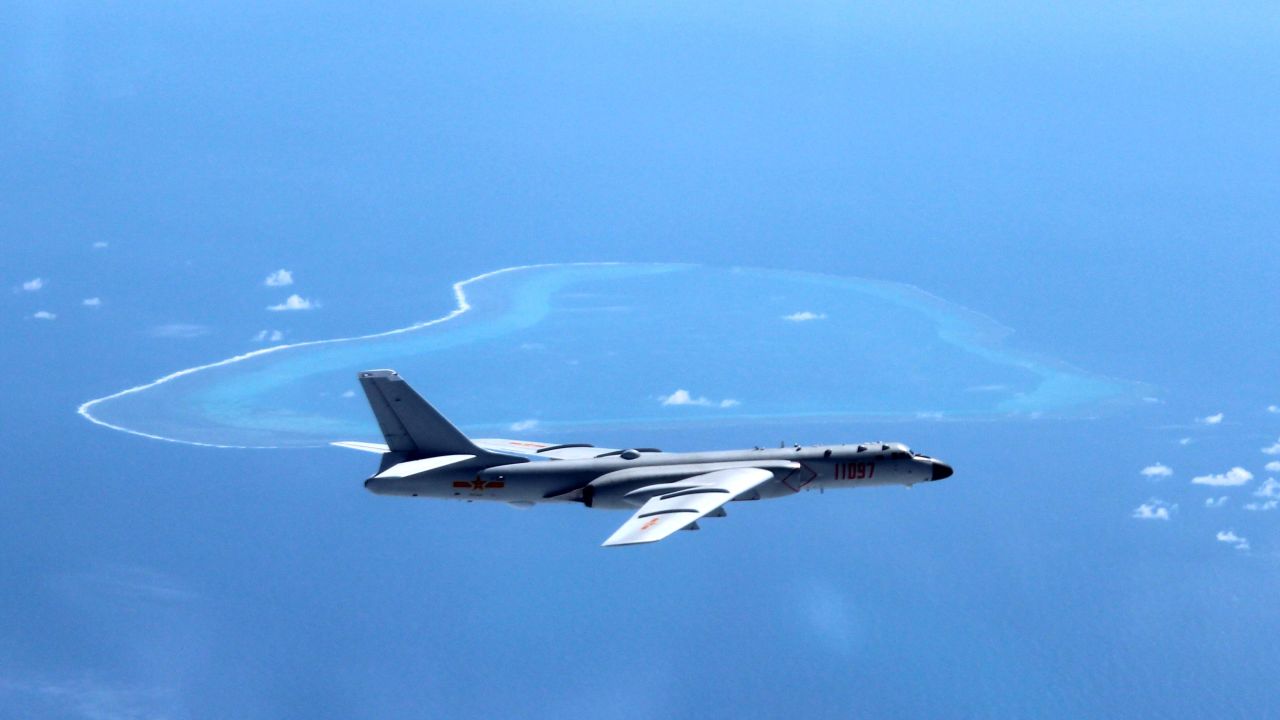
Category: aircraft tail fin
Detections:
[{"x1": 357, "y1": 370, "x2": 489, "y2": 460}]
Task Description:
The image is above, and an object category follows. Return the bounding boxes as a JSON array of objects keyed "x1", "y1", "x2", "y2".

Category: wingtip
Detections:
[{"x1": 601, "y1": 535, "x2": 661, "y2": 548}]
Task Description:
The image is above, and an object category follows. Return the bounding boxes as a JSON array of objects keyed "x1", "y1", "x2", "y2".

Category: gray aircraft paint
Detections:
[{"x1": 351, "y1": 370, "x2": 952, "y2": 545}]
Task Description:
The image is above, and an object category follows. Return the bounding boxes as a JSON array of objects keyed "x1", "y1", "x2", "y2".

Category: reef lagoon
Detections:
[{"x1": 80, "y1": 263, "x2": 1149, "y2": 448}]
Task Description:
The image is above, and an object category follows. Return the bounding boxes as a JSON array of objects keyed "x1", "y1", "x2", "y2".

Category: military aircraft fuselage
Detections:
[
  {"x1": 346, "y1": 369, "x2": 952, "y2": 546},
  {"x1": 364, "y1": 442, "x2": 953, "y2": 508}
]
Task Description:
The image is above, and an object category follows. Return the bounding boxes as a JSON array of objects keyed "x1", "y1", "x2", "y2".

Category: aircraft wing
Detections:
[
  {"x1": 331, "y1": 440, "x2": 391, "y2": 454},
  {"x1": 473, "y1": 438, "x2": 630, "y2": 461},
  {"x1": 602, "y1": 467, "x2": 775, "y2": 547},
  {"x1": 334, "y1": 438, "x2": 625, "y2": 461}
]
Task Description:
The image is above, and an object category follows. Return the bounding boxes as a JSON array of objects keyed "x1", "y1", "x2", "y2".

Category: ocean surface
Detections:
[
  {"x1": 4, "y1": 3, "x2": 1279, "y2": 718},
  {"x1": 83, "y1": 263, "x2": 1148, "y2": 448}
]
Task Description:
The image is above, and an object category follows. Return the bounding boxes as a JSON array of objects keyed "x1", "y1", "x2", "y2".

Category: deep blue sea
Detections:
[{"x1": 4, "y1": 3, "x2": 1279, "y2": 718}]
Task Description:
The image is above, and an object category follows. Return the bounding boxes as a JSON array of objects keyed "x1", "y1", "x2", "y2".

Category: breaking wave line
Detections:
[{"x1": 76, "y1": 263, "x2": 620, "y2": 449}]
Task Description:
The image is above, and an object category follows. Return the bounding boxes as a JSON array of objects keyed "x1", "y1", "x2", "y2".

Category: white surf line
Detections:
[{"x1": 77, "y1": 262, "x2": 622, "y2": 449}]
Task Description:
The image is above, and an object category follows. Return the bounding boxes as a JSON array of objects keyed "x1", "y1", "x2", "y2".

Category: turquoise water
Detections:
[{"x1": 83, "y1": 263, "x2": 1149, "y2": 448}]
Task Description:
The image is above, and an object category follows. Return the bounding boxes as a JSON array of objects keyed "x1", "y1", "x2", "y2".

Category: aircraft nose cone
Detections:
[{"x1": 931, "y1": 461, "x2": 954, "y2": 481}]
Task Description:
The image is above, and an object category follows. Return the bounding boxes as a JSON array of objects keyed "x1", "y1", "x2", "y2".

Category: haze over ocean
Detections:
[{"x1": 3, "y1": 3, "x2": 1278, "y2": 719}]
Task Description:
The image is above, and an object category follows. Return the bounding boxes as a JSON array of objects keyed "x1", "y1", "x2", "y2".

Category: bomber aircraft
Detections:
[{"x1": 336, "y1": 370, "x2": 953, "y2": 546}]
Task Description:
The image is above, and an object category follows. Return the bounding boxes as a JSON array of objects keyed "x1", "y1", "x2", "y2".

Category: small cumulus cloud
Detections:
[
  {"x1": 31, "y1": 310, "x2": 56, "y2": 320},
  {"x1": 267, "y1": 294, "x2": 315, "y2": 311},
  {"x1": 263, "y1": 268, "x2": 294, "y2": 287},
  {"x1": 1253, "y1": 478, "x2": 1280, "y2": 500},
  {"x1": 661, "y1": 389, "x2": 707, "y2": 406},
  {"x1": 341, "y1": 389, "x2": 356, "y2": 398},
  {"x1": 1216, "y1": 530, "x2": 1249, "y2": 551},
  {"x1": 509, "y1": 419, "x2": 539, "y2": 432},
  {"x1": 1178, "y1": 437, "x2": 1193, "y2": 446},
  {"x1": 1265, "y1": 461, "x2": 1280, "y2": 473},
  {"x1": 148, "y1": 323, "x2": 210, "y2": 339},
  {"x1": 782, "y1": 311, "x2": 827, "y2": 322},
  {"x1": 1132, "y1": 499, "x2": 1175, "y2": 521},
  {"x1": 1197, "y1": 412, "x2": 1224, "y2": 425},
  {"x1": 659, "y1": 389, "x2": 741, "y2": 408},
  {"x1": 1262, "y1": 437, "x2": 1280, "y2": 456},
  {"x1": 1244, "y1": 500, "x2": 1278, "y2": 512},
  {"x1": 1268, "y1": 404, "x2": 1279, "y2": 414},
  {"x1": 252, "y1": 329, "x2": 284, "y2": 343},
  {"x1": 1191, "y1": 467, "x2": 1252, "y2": 487},
  {"x1": 21, "y1": 277, "x2": 44, "y2": 292},
  {"x1": 82, "y1": 297, "x2": 101, "y2": 307},
  {"x1": 92, "y1": 241, "x2": 109, "y2": 249},
  {"x1": 1205, "y1": 496, "x2": 1228, "y2": 509},
  {"x1": 1140, "y1": 463, "x2": 1173, "y2": 479}
]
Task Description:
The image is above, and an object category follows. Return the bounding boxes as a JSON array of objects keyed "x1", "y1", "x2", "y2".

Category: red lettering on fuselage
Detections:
[{"x1": 836, "y1": 462, "x2": 875, "y2": 480}]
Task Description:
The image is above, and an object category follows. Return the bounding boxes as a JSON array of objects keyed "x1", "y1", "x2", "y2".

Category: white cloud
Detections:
[
  {"x1": 659, "y1": 389, "x2": 741, "y2": 408},
  {"x1": 1178, "y1": 437, "x2": 1192, "y2": 446},
  {"x1": 1265, "y1": 461, "x2": 1280, "y2": 473},
  {"x1": 341, "y1": 389, "x2": 356, "y2": 398},
  {"x1": 1191, "y1": 467, "x2": 1253, "y2": 487},
  {"x1": 1216, "y1": 530, "x2": 1249, "y2": 551},
  {"x1": 148, "y1": 323, "x2": 210, "y2": 338},
  {"x1": 1268, "y1": 405, "x2": 1279, "y2": 414},
  {"x1": 31, "y1": 310, "x2": 56, "y2": 320},
  {"x1": 783, "y1": 311, "x2": 827, "y2": 322},
  {"x1": 267, "y1": 294, "x2": 314, "y2": 311},
  {"x1": 509, "y1": 419, "x2": 539, "y2": 432},
  {"x1": 1262, "y1": 437, "x2": 1280, "y2": 455},
  {"x1": 252, "y1": 329, "x2": 284, "y2": 343},
  {"x1": 82, "y1": 297, "x2": 101, "y2": 307},
  {"x1": 264, "y1": 268, "x2": 294, "y2": 287},
  {"x1": 1205, "y1": 496, "x2": 1228, "y2": 509},
  {"x1": 1253, "y1": 477, "x2": 1280, "y2": 500},
  {"x1": 1197, "y1": 412, "x2": 1224, "y2": 425},
  {"x1": 1140, "y1": 463, "x2": 1173, "y2": 478},
  {"x1": 1244, "y1": 500, "x2": 1278, "y2": 512},
  {"x1": 92, "y1": 240, "x2": 109, "y2": 249},
  {"x1": 21, "y1": 277, "x2": 44, "y2": 292},
  {"x1": 661, "y1": 389, "x2": 708, "y2": 406},
  {"x1": 1131, "y1": 499, "x2": 1174, "y2": 521}
]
